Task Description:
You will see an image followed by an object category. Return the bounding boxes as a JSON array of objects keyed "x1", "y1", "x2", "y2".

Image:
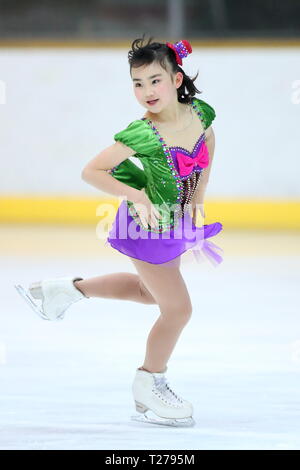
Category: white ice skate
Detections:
[
  {"x1": 14, "y1": 276, "x2": 87, "y2": 321},
  {"x1": 131, "y1": 367, "x2": 195, "y2": 427}
]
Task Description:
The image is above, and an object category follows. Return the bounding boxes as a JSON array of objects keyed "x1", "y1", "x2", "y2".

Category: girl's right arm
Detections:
[
  {"x1": 81, "y1": 141, "x2": 143, "y2": 204},
  {"x1": 82, "y1": 141, "x2": 161, "y2": 228}
]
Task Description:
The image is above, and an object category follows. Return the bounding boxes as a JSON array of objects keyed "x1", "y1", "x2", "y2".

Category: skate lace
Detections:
[{"x1": 153, "y1": 375, "x2": 184, "y2": 407}]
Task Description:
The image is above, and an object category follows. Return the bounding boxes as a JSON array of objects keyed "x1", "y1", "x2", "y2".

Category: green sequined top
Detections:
[{"x1": 110, "y1": 97, "x2": 216, "y2": 233}]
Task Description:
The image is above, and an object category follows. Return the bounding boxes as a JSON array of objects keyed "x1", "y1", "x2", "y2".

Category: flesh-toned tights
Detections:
[{"x1": 74, "y1": 255, "x2": 192, "y2": 373}]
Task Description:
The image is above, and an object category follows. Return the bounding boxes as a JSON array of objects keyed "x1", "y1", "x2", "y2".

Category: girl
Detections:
[{"x1": 15, "y1": 36, "x2": 223, "y2": 427}]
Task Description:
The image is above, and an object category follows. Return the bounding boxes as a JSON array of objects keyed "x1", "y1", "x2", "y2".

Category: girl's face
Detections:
[{"x1": 131, "y1": 62, "x2": 183, "y2": 113}]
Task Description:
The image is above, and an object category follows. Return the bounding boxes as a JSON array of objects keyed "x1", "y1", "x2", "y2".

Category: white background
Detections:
[{"x1": 0, "y1": 47, "x2": 299, "y2": 198}]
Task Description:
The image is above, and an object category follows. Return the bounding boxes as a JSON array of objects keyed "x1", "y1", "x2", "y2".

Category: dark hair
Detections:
[{"x1": 128, "y1": 34, "x2": 202, "y2": 104}]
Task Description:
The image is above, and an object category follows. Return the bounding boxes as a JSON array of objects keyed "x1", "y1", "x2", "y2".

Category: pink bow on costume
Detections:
[{"x1": 176, "y1": 142, "x2": 209, "y2": 177}]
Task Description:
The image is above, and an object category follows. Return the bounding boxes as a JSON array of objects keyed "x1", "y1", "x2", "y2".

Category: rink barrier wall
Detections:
[
  {"x1": 1, "y1": 39, "x2": 300, "y2": 48},
  {"x1": 0, "y1": 197, "x2": 299, "y2": 229}
]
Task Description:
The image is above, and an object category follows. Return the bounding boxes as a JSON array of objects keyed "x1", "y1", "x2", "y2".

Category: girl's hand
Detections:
[{"x1": 132, "y1": 188, "x2": 162, "y2": 230}]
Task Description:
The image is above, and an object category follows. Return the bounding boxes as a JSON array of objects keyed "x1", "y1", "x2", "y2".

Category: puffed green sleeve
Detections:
[
  {"x1": 114, "y1": 119, "x2": 160, "y2": 157},
  {"x1": 193, "y1": 98, "x2": 216, "y2": 129},
  {"x1": 110, "y1": 158, "x2": 147, "y2": 190}
]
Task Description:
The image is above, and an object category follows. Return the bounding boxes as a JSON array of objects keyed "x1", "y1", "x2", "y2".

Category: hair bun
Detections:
[{"x1": 166, "y1": 39, "x2": 192, "y2": 65}]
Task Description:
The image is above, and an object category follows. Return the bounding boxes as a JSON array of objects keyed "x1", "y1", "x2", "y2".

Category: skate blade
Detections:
[
  {"x1": 14, "y1": 284, "x2": 51, "y2": 321},
  {"x1": 131, "y1": 410, "x2": 195, "y2": 427}
]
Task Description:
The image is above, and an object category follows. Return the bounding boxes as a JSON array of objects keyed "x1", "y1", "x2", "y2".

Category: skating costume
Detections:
[{"x1": 106, "y1": 97, "x2": 224, "y2": 266}]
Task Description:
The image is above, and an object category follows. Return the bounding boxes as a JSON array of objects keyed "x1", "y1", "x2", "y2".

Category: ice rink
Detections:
[{"x1": 1, "y1": 225, "x2": 299, "y2": 450}]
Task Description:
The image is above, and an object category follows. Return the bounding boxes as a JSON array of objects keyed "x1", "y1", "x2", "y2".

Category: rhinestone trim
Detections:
[
  {"x1": 137, "y1": 98, "x2": 206, "y2": 226},
  {"x1": 113, "y1": 98, "x2": 207, "y2": 233}
]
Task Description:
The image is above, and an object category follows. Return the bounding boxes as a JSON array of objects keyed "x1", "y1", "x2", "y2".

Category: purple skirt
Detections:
[{"x1": 105, "y1": 199, "x2": 224, "y2": 267}]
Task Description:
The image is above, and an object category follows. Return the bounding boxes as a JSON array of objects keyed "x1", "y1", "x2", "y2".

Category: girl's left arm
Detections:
[{"x1": 191, "y1": 126, "x2": 215, "y2": 224}]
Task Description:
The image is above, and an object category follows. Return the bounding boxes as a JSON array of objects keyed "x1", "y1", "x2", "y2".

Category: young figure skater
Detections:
[{"x1": 15, "y1": 36, "x2": 223, "y2": 427}]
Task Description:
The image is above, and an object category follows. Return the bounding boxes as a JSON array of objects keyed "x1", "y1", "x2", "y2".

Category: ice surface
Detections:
[{"x1": 1, "y1": 227, "x2": 300, "y2": 450}]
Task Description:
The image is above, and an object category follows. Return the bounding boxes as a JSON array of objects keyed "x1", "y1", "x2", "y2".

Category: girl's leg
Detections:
[
  {"x1": 73, "y1": 273, "x2": 156, "y2": 305},
  {"x1": 128, "y1": 256, "x2": 192, "y2": 374}
]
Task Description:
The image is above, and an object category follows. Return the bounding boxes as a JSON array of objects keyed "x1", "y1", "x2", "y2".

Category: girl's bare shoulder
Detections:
[{"x1": 205, "y1": 125, "x2": 214, "y2": 141}]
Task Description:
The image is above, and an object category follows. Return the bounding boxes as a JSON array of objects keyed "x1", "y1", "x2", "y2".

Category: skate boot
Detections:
[
  {"x1": 14, "y1": 276, "x2": 88, "y2": 321},
  {"x1": 131, "y1": 366, "x2": 195, "y2": 427}
]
